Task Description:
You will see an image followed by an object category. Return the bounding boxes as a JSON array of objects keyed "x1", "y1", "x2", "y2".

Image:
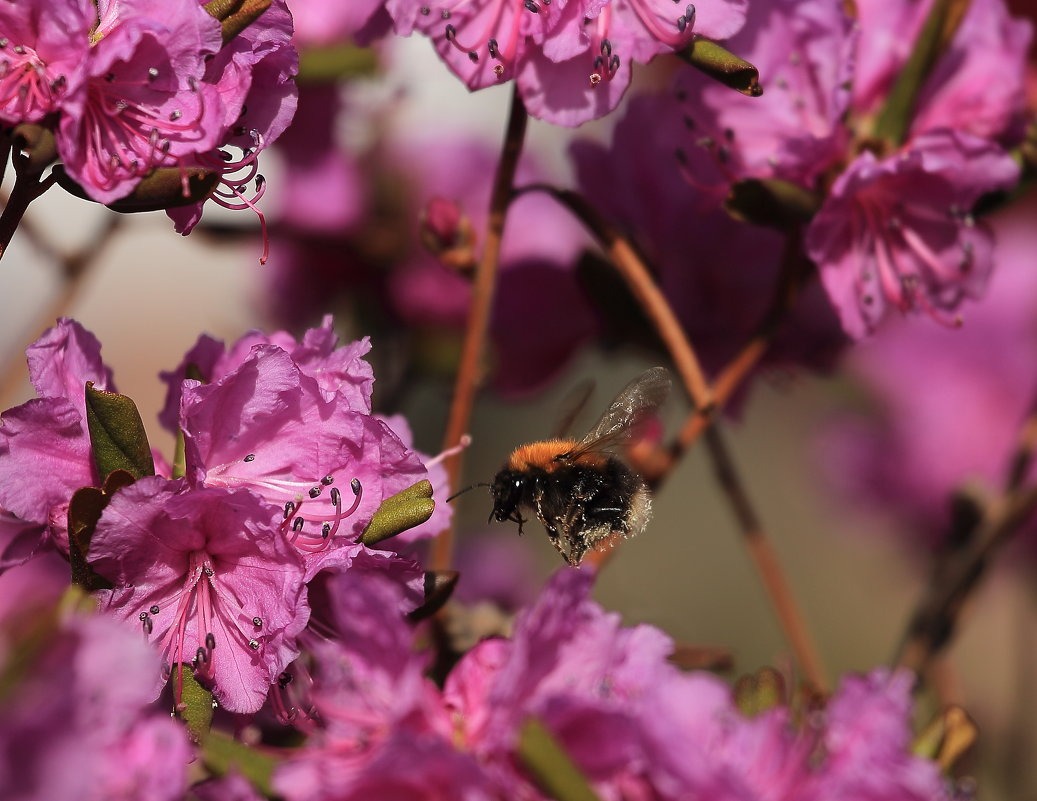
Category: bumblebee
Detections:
[{"x1": 489, "y1": 367, "x2": 671, "y2": 565}]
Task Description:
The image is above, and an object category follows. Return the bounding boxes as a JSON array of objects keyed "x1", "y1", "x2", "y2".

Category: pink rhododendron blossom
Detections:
[
  {"x1": 0, "y1": 319, "x2": 116, "y2": 567},
  {"x1": 815, "y1": 203, "x2": 1037, "y2": 550},
  {"x1": 0, "y1": 0, "x2": 93, "y2": 124},
  {"x1": 573, "y1": 94, "x2": 846, "y2": 394},
  {"x1": 166, "y1": 0, "x2": 299, "y2": 236},
  {"x1": 179, "y1": 345, "x2": 426, "y2": 551},
  {"x1": 90, "y1": 477, "x2": 309, "y2": 713},
  {"x1": 386, "y1": 0, "x2": 747, "y2": 125},
  {"x1": 672, "y1": 0, "x2": 855, "y2": 191},
  {"x1": 853, "y1": 0, "x2": 1033, "y2": 141},
  {"x1": 56, "y1": 0, "x2": 224, "y2": 204},
  {"x1": 0, "y1": 598, "x2": 192, "y2": 801},
  {"x1": 158, "y1": 315, "x2": 374, "y2": 433},
  {"x1": 275, "y1": 572, "x2": 457, "y2": 800},
  {"x1": 806, "y1": 131, "x2": 1020, "y2": 338}
]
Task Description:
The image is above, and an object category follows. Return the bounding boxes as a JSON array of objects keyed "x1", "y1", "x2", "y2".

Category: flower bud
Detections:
[{"x1": 420, "y1": 196, "x2": 477, "y2": 274}]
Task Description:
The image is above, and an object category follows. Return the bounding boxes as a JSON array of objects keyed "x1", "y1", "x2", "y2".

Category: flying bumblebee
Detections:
[{"x1": 488, "y1": 367, "x2": 671, "y2": 566}]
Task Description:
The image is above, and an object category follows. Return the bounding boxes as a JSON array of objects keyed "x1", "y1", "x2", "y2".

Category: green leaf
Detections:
[
  {"x1": 871, "y1": 0, "x2": 969, "y2": 146},
  {"x1": 725, "y1": 178, "x2": 821, "y2": 229},
  {"x1": 202, "y1": 730, "x2": 277, "y2": 797},
  {"x1": 171, "y1": 664, "x2": 214, "y2": 741},
  {"x1": 67, "y1": 471, "x2": 134, "y2": 590},
  {"x1": 85, "y1": 382, "x2": 155, "y2": 481},
  {"x1": 677, "y1": 38, "x2": 762, "y2": 97},
  {"x1": 517, "y1": 718, "x2": 604, "y2": 801},
  {"x1": 55, "y1": 165, "x2": 220, "y2": 212},
  {"x1": 298, "y1": 45, "x2": 379, "y2": 83},
  {"x1": 360, "y1": 480, "x2": 435, "y2": 546}
]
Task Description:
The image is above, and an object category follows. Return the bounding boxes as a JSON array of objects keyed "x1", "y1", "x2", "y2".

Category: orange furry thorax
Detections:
[{"x1": 506, "y1": 440, "x2": 608, "y2": 472}]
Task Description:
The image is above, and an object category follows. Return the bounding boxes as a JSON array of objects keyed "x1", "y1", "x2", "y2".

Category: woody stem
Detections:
[{"x1": 432, "y1": 85, "x2": 528, "y2": 572}]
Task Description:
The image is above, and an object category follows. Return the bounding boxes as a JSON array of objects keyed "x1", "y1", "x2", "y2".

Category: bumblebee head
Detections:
[{"x1": 489, "y1": 469, "x2": 526, "y2": 523}]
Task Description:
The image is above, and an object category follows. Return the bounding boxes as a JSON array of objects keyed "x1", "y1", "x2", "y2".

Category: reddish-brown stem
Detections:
[
  {"x1": 431, "y1": 87, "x2": 528, "y2": 572},
  {"x1": 521, "y1": 184, "x2": 828, "y2": 690},
  {"x1": 513, "y1": 185, "x2": 714, "y2": 413},
  {"x1": 703, "y1": 425, "x2": 830, "y2": 692},
  {"x1": 0, "y1": 168, "x2": 53, "y2": 263},
  {"x1": 896, "y1": 392, "x2": 1037, "y2": 672}
]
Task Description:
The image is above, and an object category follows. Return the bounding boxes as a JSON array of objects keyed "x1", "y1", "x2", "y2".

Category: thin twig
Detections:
[
  {"x1": 0, "y1": 168, "x2": 54, "y2": 263},
  {"x1": 431, "y1": 87, "x2": 529, "y2": 572},
  {"x1": 523, "y1": 184, "x2": 827, "y2": 690},
  {"x1": 703, "y1": 424, "x2": 830, "y2": 692},
  {"x1": 513, "y1": 185, "x2": 714, "y2": 413}
]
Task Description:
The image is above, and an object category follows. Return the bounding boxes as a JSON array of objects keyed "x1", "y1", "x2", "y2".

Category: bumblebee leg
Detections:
[{"x1": 532, "y1": 479, "x2": 570, "y2": 562}]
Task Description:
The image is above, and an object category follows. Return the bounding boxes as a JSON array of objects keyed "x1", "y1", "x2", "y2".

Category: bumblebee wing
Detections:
[{"x1": 562, "y1": 367, "x2": 671, "y2": 459}]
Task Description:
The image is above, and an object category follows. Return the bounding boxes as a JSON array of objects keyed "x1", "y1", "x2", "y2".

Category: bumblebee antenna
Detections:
[{"x1": 446, "y1": 483, "x2": 492, "y2": 503}]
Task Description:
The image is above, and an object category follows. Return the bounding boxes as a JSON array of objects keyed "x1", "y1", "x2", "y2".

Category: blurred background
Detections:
[{"x1": 1, "y1": 19, "x2": 1036, "y2": 801}]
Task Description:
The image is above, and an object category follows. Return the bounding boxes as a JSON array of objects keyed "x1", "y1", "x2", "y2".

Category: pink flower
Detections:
[
  {"x1": 166, "y1": 0, "x2": 299, "y2": 236},
  {"x1": 0, "y1": 319, "x2": 116, "y2": 567},
  {"x1": 672, "y1": 0, "x2": 855, "y2": 191},
  {"x1": 274, "y1": 572, "x2": 460, "y2": 800},
  {"x1": 90, "y1": 476, "x2": 309, "y2": 713},
  {"x1": 573, "y1": 94, "x2": 847, "y2": 395},
  {"x1": 806, "y1": 130, "x2": 1020, "y2": 338},
  {"x1": 0, "y1": 0, "x2": 93, "y2": 124},
  {"x1": 815, "y1": 201, "x2": 1037, "y2": 550},
  {"x1": 179, "y1": 345, "x2": 426, "y2": 553},
  {"x1": 0, "y1": 597, "x2": 192, "y2": 801},
  {"x1": 386, "y1": 0, "x2": 746, "y2": 125},
  {"x1": 853, "y1": 0, "x2": 1032, "y2": 142},
  {"x1": 56, "y1": 0, "x2": 224, "y2": 204},
  {"x1": 159, "y1": 315, "x2": 374, "y2": 435}
]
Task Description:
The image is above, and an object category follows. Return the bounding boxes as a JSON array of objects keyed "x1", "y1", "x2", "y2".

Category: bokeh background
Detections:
[{"x1": 1, "y1": 21, "x2": 1036, "y2": 801}]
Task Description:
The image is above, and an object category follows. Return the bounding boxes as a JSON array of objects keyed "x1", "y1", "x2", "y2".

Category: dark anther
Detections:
[
  {"x1": 601, "y1": 39, "x2": 612, "y2": 56},
  {"x1": 321, "y1": 475, "x2": 334, "y2": 485},
  {"x1": 278, "y1": 671, "x2": 293, "y2": 688},
  {"x1": 252, "y1": 616, "x2": 263, "y2": 628},
  {"x1": 420, "y1": 5, "x2": 430, "y2": 14},
  {"x1": 468, "y1": 50, "x2": 479, "y2": 62},
  {"x1": 248, "y1": 639, "x2": 260, "y2": 650},
  {"x1": 524, "y1": 0, "x2": 539, "y2": 12},
  {"x1": 196, "y1": 647, "x2": 207, "y2": 664},
  {"x1": 488, "y1": 38, "x2": 500, "y2": 58},
  {"x1": 284, "y1": 501, "x2": 296, "y2": 519},
  {"x1": 330, "y1": 487, "x2": 342, "y2": 506},
  {"x1": 445, "y1": 23, "x2": 456, "y2": 40},
  {"x1": 205, "y1": 632, "x2": 216, "y2": 650},
  {"x1": 149, "y1": 605, "x2": 160, "y2": 615},
  {"x1": 293, "y1": 517, "x2": 305, "y2": 532},
  {"x1": 139, "y1": 612, "x2": 149, "y2": 621},
  {"x1": 351, "y1": 478, "x2": 362, "y2": 495},
  {"x1": 309, "y1": 486, "x2": 322, "y2": 499},
  {"x1": 610, "y1": 55, "x2": 620, "y2": 72},
  {"x1": 322, "y1": 523, "x2": 332, "y2": 538},
  {"x1": 244, "y1": 453, "x2": 256, "y2": 462}
]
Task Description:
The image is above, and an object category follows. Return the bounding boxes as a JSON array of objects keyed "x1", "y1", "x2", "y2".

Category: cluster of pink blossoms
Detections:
[
  {"x1": 0, "y1": 0, "x2": 298, "y2": 233},
  {"x1": 581, "y1": 0, "x2": 1031, "y2": 339},
  {"x1": 0, "y1": 317, "x2": 964, "y2": 800},
  {"x1": 382, "y1": 0, "x2": 748, "y2": 125},
  {"x1": 274, "y1": 568, "x2": 956, "y2": 801},
  {"x1": 0, "y1": 317, "x2": 444, "y2": 714}
]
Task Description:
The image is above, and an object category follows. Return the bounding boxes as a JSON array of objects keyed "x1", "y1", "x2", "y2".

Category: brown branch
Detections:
[
  {"x1": 704, "y1": 425, "x2": 830, "y2": 693},
  {"x1": 521, "y1": 184, "x2": 827, "y2": 690},
  {"x1": 513, "y1": 185, "x2": 713, "y2": 414},
  {"x1": 431, "y1": 87, "x2": 528, "y2": 572},
  {"x1": 896, "y1": 395, "x2": 1037, "y2": 672}
]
